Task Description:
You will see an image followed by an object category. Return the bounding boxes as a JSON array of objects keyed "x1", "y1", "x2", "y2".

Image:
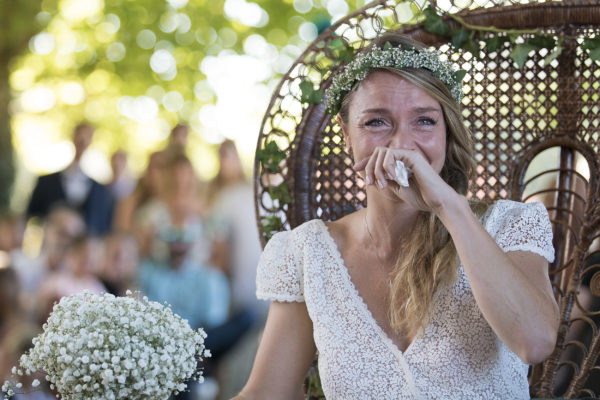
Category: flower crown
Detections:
[{"x1": 325, "y1": 42, "x2": 465, "y2": 115}]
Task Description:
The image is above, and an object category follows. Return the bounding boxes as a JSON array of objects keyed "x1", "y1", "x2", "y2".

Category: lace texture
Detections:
[{"x1": 256, "y1": 200, "x2": 555, "y2": 399}]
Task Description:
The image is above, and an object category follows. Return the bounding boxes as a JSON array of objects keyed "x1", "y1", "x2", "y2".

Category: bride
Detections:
[{"x1": 234, "y1": 33, "x2": 558, "y2": 399}]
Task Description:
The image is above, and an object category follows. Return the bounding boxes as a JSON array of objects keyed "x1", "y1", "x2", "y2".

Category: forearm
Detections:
[{"x1": 437, "y1": 196, "x2": 559, "y2": 363}]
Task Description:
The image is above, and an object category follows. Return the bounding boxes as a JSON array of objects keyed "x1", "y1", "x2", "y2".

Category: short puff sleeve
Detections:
[
  {"x1": 256, "y1": 230, "x2": 304, "y2": 302},
  {"x1": 485, "y1": 200, "x2": 555, "y2": 263}
]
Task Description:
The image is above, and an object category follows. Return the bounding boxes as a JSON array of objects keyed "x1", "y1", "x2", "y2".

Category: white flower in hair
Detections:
[{"x1": 325, "y1": 41, "x2": 465, "y2": 115}]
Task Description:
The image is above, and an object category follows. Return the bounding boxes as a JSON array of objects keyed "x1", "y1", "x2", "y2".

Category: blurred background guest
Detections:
[
  {"x1": 209, "y1": 140, "x2": 265, "y2": 318},
  {"x1": 0, "y1": 266, "x2": 54, "y2": 399},
  {"x1": 108, "y1": 150, "x2": 136, "y2": 201},
  {"x1": 26, "y1": 123, "x2": 115, "y2": 235},
  {"x1": 11, "y1": 206, "x2": 86, "y2": 316},
  {"x1": 100, "y1": 231, "x2": 139, "y2": 296},
  {"x1": 113, "y1": 150, "x2": 166, "y2": 233},
  {"x1": 37, "y1": 235, "x2": 106, "y2": 320}
]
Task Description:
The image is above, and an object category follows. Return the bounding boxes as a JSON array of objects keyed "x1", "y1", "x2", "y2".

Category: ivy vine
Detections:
[
  {"x1": 256, "y1": 140, "x2": 290, "y2": 240},
  {"x1": 423, "y1": 5, "x2": 600, "y2": 68}
]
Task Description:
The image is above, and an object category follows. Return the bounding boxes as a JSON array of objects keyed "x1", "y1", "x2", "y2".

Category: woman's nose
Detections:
[{"x1": 389, "y1": 129, "x2": 415, "y2": 150}]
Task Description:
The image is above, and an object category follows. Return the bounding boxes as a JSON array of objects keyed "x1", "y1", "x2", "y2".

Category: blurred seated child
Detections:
[
  {"x1": 12, "y1": 206, "x2": 85, "y2": 295},
  {"x1": 100, "y1": 231, "x2": 139, "y2": 296},
  {"x1": 1, "y1": 267, "x2": 56, "y2": 400},
  {"x1": 38, "y1": 235, "x2": 106, "y2": 320},
  {"x1": 139, "y1": 226, "x2": 229, "y2": 331}
]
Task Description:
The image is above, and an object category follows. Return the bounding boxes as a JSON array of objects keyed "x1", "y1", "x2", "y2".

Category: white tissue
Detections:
[{"x1": 394, "y1": 160, "x2": 411, "y2": 187}]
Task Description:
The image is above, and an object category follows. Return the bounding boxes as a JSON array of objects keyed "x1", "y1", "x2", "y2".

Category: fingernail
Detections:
[
  {"x1": 366, "y1": 176, "x2": 372, "y2": 185},
  {"x1": 378, "y1": 180, "x2": 384, "y2": 189}
]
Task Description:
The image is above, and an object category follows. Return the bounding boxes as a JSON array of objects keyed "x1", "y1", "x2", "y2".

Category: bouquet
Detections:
[{"x1": 2, "y1": 290, "x2": 208, "y2": 400}]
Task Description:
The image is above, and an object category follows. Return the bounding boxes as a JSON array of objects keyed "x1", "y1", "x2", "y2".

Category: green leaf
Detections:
[
  {"x1": 485, "y1": 35, "x2": 509, "y2": 53},
  {"x1": 462, "y1": 37, "x2": 480, "y2": 57},
  {"x1": 257, "y1": 141, "x2": 286, "y2": 173},
  {"x1": 451, "y1": 28, "x2": 470, "y2": 49},
  {"x1": 328, "y1": 38, "x2": 344, "y2": 51},
  {"x1": 590, "y1": 47, "x2": 600, "y2": 62},
  {"x1": 543, "y1": 44, "x2": 563, "y2": 66},
  {"x1": 261, "y1": 215, "x2": 283, "y2": 240},
  {"x1": 310, "y1": 89, "x2": 324, "y2": 104},
  {"x1": 582, "y1": 38, "x2": 600, "y2": 50},
  {"x1": 299, "y1": 80, "x2": 324, "y2": 105},
  {"x1": 527, "y1": 35, "x2": 556, "y2": 50},
  {"x1": 508, "y1": 33, "x2": 520, "y2": 43},
  {"x1": 423, "y1": 6, "x2": 450, "y2": 37},
  {"x1": 454, "y1": 69, "x2": 467, "y2": 82},
  {"x1": 509, "y1": 43, "x2": 536, "y2": 69},
  {"x1": 269, "y1": 183, "x2": 291, "y2": 205},
  {"x1": 328, "y1": 38, "x2": 354, "y2": 63}
]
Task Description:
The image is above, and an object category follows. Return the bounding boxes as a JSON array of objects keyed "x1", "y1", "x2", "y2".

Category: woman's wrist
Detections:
[{"x1": 434, "y1": 193, "x2": 471, "y2": 227}]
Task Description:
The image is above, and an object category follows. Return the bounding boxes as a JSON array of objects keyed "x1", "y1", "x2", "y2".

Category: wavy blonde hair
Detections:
[{"x1": 339, "y1": 33, "x2": 487, "y2": 335}]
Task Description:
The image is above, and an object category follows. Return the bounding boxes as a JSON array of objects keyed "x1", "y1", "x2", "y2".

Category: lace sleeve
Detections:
[
  {"x1": 256, "y1": 230, "x2": 304, "y2": 302},
  {"x1": 486, "y1": 200, "x2": 555, "y2": 262}
]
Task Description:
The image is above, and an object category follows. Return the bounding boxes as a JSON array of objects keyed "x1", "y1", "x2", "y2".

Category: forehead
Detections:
[{"x1": 349, "y1": 70, "x2": 441, "y2": 114}]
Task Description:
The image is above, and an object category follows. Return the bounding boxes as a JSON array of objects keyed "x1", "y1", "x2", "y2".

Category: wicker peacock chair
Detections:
[{"x1": 254, "y1": 0, "x2": 600, "y2": 397}]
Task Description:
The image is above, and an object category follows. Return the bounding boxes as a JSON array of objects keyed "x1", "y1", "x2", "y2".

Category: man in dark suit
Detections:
[{"x1": 27, "y1": 123, "x2": 115, "y2": 235}]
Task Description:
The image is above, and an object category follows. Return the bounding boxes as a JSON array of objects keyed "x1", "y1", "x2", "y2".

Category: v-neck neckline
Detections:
[{"x1": 317, "y1": 219, "x2": 420, "y2": 359}]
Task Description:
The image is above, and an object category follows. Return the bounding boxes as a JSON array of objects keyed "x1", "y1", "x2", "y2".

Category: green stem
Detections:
[{"x1": 434, "y1": 6, "x2": 579, "y2": 40}]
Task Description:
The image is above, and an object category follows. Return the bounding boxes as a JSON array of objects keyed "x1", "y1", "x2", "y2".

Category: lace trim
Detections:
[
  {"x1": 318, "y1": 220, "x2": 423, "y2": 400},
  {"x1": 501, "y1": 244, "x2": 555, "y2": 263},
  {"x1": 256, "y1": 292, "x2": 305, "y2": 302}
]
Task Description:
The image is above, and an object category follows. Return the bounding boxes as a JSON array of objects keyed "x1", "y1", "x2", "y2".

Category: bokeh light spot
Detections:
[
  {"x1": 299, "y1": 22, "x2": 318, "y2": 42},
  {"x1": 150, "y1": 49, "x2": 176, "y2": 74},
  {"x1": 101, "y1": 14, "x2": 121, "y2": 34},
  {"x1": 159, "y1": 11, "x2": 178, "y2": 33},
  {"x1": 29, "y1": 33, "x2": 55, "y2": 55},
  {"x1": 163, "y1": 91, "x2": 184, "y2": 112},
  {"x1": 167, "y1": 0, "x2": 188, "y2": 8},
  {"x1": 177, "y1": 13, "x2": 191, "y2": 34},
  {"x1": 20, "y1": 86, "x2": 56, "y2": 113},
  {"x1": 137, "y1": 29, "x2": 157, "y2": 49},
  {"x1": 61, "y1": 0, "x2": 103, "y2": 21},
  {"x1": 59, "y1": 82, "x2": 86, "y2": 105},
  {"x1": 85, "y1": 70, "x2": 111, "y2": 94},
  {"x1": 195, "y1": 27, "x2": 217, "y2": 45},
  {"x1": 106, "y1": 42, "x2": 126, "y2": 62},
  {"x1": 117, "y1": 96, "x2": 159, "y2": 123},
  {"x1": 293, "y1": 0, "x2": 313, "y2": 13},
  {"x1": 218, "y1": 28, "x2": 238, "y2": 48},
  {"x1": 194, "y1": 81, "x2": 214, "y2": 103},
  {"x1": 224, "y1": 0, "x2": 269, "y2": 27}
]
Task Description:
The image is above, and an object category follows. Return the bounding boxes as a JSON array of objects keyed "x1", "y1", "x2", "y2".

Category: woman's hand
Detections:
[{"x1": 353, "y1": 146, "x2": 460, "y2": 214}]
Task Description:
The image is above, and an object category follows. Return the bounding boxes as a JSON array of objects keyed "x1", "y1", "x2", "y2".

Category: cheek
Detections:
[{"x1": 421, "y1": 133, "x2": 446, "y2": 173}]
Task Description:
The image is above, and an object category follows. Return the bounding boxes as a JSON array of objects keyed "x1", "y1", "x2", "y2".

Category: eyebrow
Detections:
[{"x1": 361, "y1": 106, "x2": 442, "y2": 114}]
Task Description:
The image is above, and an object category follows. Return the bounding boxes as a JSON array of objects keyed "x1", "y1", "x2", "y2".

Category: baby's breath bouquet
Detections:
[{"x1": 2, "y1": 290, "x2": 208, "y2": 400}]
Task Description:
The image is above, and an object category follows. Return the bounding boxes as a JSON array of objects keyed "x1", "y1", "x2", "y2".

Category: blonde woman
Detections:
[{"x1": 235, "y1": 33, "x2": 558, "y2": 399}]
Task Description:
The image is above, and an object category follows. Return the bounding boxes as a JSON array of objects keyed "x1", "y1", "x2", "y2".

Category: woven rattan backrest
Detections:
[{"x1": 254, "y1": 0, "x2": 600, "y2": 397}]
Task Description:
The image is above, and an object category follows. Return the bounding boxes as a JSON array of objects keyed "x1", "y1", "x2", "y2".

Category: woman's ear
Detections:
[{"x1": 337, "y1": 114, "x2": 352, "y2": 153}]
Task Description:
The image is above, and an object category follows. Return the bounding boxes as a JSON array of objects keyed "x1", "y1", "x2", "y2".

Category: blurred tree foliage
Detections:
[
  {"x1": 0, "y1": 0, "x2": 47, "y2": 208},
  {"x1": 1, "y1": 0, "x2": 366, "y2": 208}
]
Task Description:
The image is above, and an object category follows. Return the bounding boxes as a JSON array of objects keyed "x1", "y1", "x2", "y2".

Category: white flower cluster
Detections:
[
  {"x1": 2, "y1": 291, "x2": 208, "y2": 400},
  {"x1": 325, "y1": 44, "x2": 463, "y2": 115}
]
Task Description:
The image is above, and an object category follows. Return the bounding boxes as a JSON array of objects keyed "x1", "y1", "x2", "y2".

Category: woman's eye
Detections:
[
  {"x1": 365, "y1": 118, "x2": 385, "y2": 127},
  {"x1": 417, "y1": 117, "x2": 436, "y2": 126}
]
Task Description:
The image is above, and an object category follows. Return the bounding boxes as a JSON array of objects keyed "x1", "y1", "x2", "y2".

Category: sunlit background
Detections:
[{"x1": 7, "y1": 0, "x2": 369, "y2": 211}]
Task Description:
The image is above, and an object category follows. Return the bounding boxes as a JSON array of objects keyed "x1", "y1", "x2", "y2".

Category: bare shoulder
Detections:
[{"x1": 324, "y1": 210, "x2": 364, "y2": 254}]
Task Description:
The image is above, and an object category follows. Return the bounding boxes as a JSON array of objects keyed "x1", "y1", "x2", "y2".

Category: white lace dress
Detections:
[{"x1": 256, "y1": 200, "x2": 555, "y2": 400}]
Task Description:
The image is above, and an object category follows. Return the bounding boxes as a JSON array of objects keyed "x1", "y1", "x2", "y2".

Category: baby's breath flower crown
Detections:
[{"x1": 325, "y1": 42, "x2": 465, "y2": 115}]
